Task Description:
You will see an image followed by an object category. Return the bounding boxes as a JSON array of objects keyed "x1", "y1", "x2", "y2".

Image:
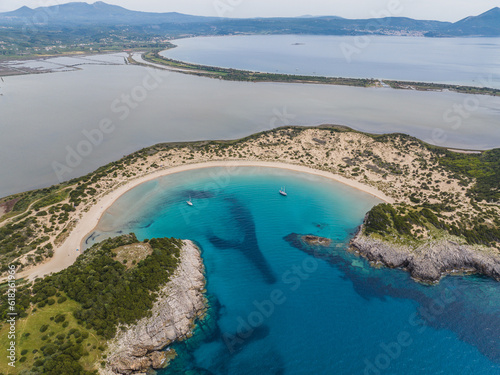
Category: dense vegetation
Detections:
[
  {"x1": 0, "y1": 217, "x2": 53, "y2": 270},
  {"x1": 386, "y1": 80, "x2": 500, "y2": 97},
  {"x1": 363, "y1": 136, "x2": 500, "y2": 247},
  {"x1": 1, "y1": 185, "x2": 68, "y2": 219},
  {"x1": 56, "y1": 235, "x2": 181, "y2": 338},
  {"x1": 438, "y1": 148, "x2": 500, "y2": 203},
  {"x1": 1, "y1": 126, "x2": 499, "y2": 279},
  {"x1": 0, "y1": 234, "x2": 183, "y2": 374},
  {"x1": 144, "y1": 51, "x2": 377, "y2": 87},
  {"x1": 366, "y1": 204, "x2": 444, "y2": 236},
  {"x1": 0, "y1": 23, "x2": 172, "y2": 60},
  {"x1": 142, "y1": 51, "x2": 500, "y2": 96},
  {"x1": 365, "y1": 202, "x2": 500, "y2": 247},
  {"x1": 0, "y1": 142, "x2": 160, "y2": 266}
]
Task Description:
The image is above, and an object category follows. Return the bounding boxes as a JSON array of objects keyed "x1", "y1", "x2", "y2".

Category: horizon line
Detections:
[{"x1": 0, "y1": 1, "x2": 498, "y2": 24}]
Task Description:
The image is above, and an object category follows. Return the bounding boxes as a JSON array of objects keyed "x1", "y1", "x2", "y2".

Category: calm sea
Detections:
[
  {"x1": 162, "y1": 35, "x2": 500, "y2": 88},
  {"x1": 89, "y1": 167, "x2": 500, "y2": 375}
]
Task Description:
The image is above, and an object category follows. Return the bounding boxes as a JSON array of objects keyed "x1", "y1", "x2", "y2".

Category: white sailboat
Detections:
[
  {"x1": 186, "y1": 196, "x2": 193, "y2": 206},
  {"x1": 279, "y1": 187, "x2": 287, "y2": 196}
]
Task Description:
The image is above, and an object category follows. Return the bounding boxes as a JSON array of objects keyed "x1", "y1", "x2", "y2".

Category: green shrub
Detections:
[{"x1": 57, "y1": 296, "x2": 67, "y2": 304}]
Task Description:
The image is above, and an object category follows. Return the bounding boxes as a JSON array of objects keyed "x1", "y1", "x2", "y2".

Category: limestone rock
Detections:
[
  {"x1": 103, "y1": 240, "x2": 206, "y2": 375},
  {"x1": 148, "y1": 351, "x2": 168, "y2": 369},
  {"x1": 350, "y1": 229, "x2": 500, "y2": 283},
  {"x1": 303, "y1": 235, "x2": 331, "y2": 246}
]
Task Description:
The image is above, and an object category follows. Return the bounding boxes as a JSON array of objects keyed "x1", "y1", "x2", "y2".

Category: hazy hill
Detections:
[
  {"x1": 0, "y1": 1, "x2": 220, "y2": 25},
  {"x1": 446, "y1": 7, "x2": 500, "y2": 36},
  {"x1": 0, "y1": 2, "x2": 498, "y2": 37}
]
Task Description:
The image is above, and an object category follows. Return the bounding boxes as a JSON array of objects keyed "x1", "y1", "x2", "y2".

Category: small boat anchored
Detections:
[
  {"x1": 279, "y1": 187, "x2": 287, "y2": 196},
  {"x1": 186, "y1": 196, "x2": 193, "y2": 206}
]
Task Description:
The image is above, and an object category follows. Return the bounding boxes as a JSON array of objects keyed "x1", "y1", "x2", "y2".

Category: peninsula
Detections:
[
  {"x1": 1, "y1": 126, "x2": 499, "y2": 373},
  {"x1": 0, "y1": 126, "x2": 498, "y2": 284},
  {"x1": 125, "y1": 49, "x2": 500, "y2": 97},
  {"x1": 0, "y1": 234, "x2": 207, "y2": 374},
  {"x1": 2, "y1": 2, "x2": 500, "y2": 373}
]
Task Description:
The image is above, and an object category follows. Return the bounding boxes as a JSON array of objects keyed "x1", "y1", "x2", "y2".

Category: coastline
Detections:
[
  {"x1": 2, "y1": 126, "x2": 498, "y2": 284},
  {"x1": 137, "y1": 50, "x2": 500, "y2": 97},
  {"x1": 0, "y1": 50, "x2": 141, "y2": 78},
  {"x1": 103, "y1": 239, "x2": 207, "y2": 375},
  {"x1": 4, "y1": 47, "x2": 498, "y2": 97},
  {"x1": 350, "y1": 228, "x2": 500, "y2": 283},
  {"x1": 17, "y1": 160, "x2": 393, "y2": 281}
]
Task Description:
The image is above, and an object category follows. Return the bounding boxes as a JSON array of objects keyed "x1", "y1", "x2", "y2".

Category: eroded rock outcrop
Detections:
[
  {"x1": 302, "y1": 235, "x2": 332, "y2": 247},
  {"x1": 102, "y1": 240, "x2": 206, "y2": 375},
  {"x1": 350, "y1": 230, "x2": 500, "y2": 283}
]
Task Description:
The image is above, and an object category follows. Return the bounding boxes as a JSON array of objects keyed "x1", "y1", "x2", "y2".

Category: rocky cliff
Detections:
[
  {"x1": 102, "y1": 240, "x2": 206, "y2": 375},
  {"x1": 350, "y1": 229, "x2": 500, "y2": 283}
]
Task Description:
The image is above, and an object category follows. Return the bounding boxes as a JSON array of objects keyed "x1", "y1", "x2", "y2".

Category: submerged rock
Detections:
[
  {"x1": 350, "y1": 229, "x2": 500, "y2": 283},
  {"x1": 103, "y1": 240, "x2": 206, "y2": 375},
  {"x1": 283, "y1": 233, "x2": 337, "y2": 261},
  {"x1": 302, "y1": 235, "x2": 332, "y2": 246}
]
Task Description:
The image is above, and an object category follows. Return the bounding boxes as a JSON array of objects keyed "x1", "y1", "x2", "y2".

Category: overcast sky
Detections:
[{"x1": 0, "y1": 0, "x2": 498, "y2": 21}]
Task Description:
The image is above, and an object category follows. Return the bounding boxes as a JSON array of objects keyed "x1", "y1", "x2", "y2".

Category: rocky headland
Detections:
[
  {"x1": 2, "y1": 127, "x2": 499, "y2": 285},
  {"x1": 102, "y1": 240, "x2": 207, "y2": 375},
  {"x1": 350, "y1": 229, "x2": 500, "y2": 283}
]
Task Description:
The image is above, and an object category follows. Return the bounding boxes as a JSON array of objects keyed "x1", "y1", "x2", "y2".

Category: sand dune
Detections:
[{"x1": 16, "y1": 160, "x2": 393, "y2": 281}]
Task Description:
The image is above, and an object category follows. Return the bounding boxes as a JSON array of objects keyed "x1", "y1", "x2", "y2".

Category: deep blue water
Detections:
[{"x1": 89, "y1": 167, "x2": 500, "y2": 374}]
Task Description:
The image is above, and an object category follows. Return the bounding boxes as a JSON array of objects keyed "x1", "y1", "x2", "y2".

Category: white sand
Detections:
[
  {"x1": 447, "y1": 149, "x2": 482, "y2": 154},
  {"x1": 17, "y1": 161, "x2": 393, "y2": 281}
]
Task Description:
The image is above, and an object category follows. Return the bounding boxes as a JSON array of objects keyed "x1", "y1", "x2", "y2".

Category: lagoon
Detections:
[
  {"x1": 1, "y1": 56, "x2": 499, "y2": 197},
  {"x1": 89, "y1": 166, "x2": 500, "y2": 375},
  {"x1": 162, "y1": 35, "x2": 500, "y2": 88}
]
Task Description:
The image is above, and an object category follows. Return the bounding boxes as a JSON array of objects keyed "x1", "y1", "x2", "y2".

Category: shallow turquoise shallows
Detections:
[{"x1": 89, "y1": 167, "x2": 500, "y2": 375}]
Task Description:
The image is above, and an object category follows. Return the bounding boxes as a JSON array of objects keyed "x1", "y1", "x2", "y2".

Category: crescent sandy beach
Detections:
[
  {"x1": 2, "y1": 4, "x2": 500, "y2": 374},
  {"x1": 16, "y1": 160, "x2": 394, "y2": 281}
]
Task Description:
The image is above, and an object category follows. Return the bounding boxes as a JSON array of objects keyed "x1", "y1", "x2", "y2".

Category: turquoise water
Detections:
[{"x1": 89, "y1": 167, "x2": 500, "y2": 374}]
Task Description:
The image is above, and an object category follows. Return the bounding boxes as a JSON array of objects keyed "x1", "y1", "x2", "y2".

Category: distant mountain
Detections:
[
  {"x1": 444, "y1": 7, "x2": 500, "y2": 36},
  {"x1": 296, "y1": 15, "x2": 345, "y2": 20},
  {"x1": 0, "y1": 2, "x2": 498, "y2": 37},
  {"x1": 1, "y1": 5, "x2": 34, "y2": 18},
  {"x1": 0, "y1": 1, "x2": 220, "y2": 25}
]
